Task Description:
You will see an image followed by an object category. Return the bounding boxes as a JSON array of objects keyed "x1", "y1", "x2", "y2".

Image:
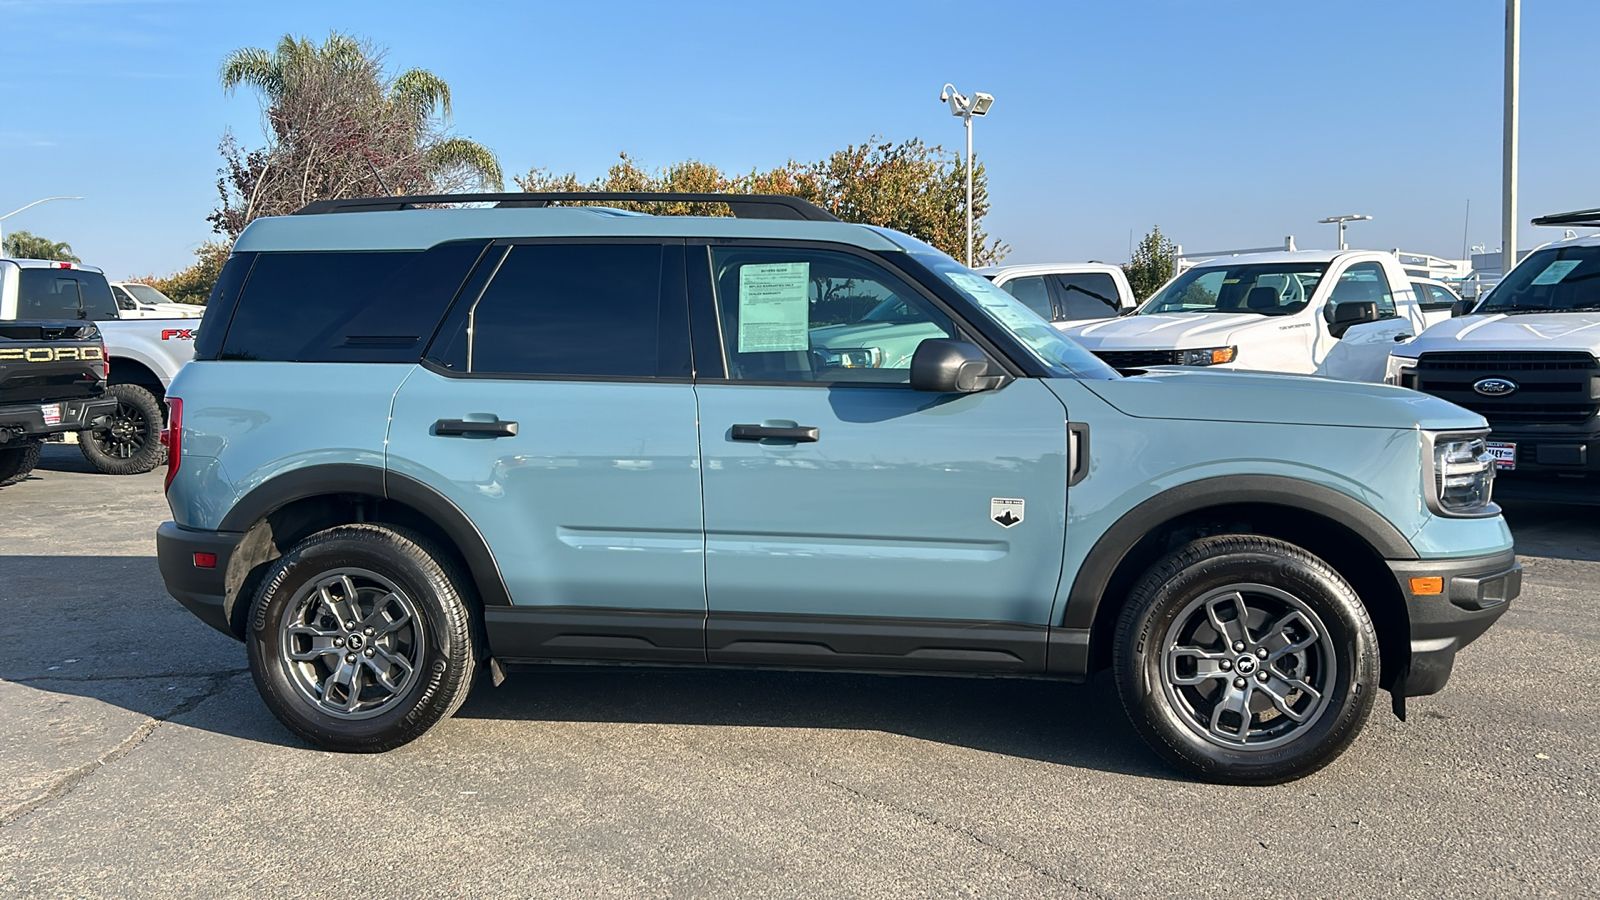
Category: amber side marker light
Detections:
[{"x1": 1410, "y1": 577, "x2": 1444, "y2": 595}]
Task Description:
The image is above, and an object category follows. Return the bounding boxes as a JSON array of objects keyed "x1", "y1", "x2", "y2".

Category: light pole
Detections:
[
  {"x1": 1318, "y1": 214, "x2": 1371, "y2": 250},
  {"x1": 1503, "y1": 0, "x2": 1520, "y2": 276},
  {"x1": 0, "y1": 196, "x2": 84, "y2": 253},
  {"x1": 939, "y1": 83, "x2": 994, "y2": 267}
]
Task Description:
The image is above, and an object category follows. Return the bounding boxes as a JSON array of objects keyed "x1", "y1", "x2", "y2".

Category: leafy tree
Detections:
[
  {"x1": 210, "y1": 32, "x2": 502, "y2": 238},
  {"x1": 515, "y1": 137, "x2": 1007, "y2": 266},
  {"x1": 129, "y1": 242, "x2": 230, "y2": 305},
  {"x1": 1124, "y1": 225, "x2": 1178, "y2": 300},
  {"x1": 3, "y1": 229, "x2": 80, "y2": 263}
]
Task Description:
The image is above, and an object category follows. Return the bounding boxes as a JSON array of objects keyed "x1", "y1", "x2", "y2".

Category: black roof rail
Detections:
[
  {"x1": 293, "y1": 192, "x2": 841, "y2": 222},
  {"x1": 1531, "y1": 208, "x2": 1600, "y2": 228}
]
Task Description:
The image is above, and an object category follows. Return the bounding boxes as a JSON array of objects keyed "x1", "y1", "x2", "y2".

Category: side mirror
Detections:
[
  {"x1": 1325, "y1": 300, "x2": 1378, "y2": 338},
  {"x1": 910, "y1": 339, "x2": 1004, "y2": 393},
  {"x1": 1450, "y1": 298, "x2": 1475, "y2": 318}
]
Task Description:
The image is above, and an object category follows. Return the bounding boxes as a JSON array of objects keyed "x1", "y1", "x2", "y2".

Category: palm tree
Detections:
[
  {"x1": 211, "y1": 32, "x2": 501, "y2": 236},
  {"x1": 2, "y1": 230, "x2": 80, "y2": 263}
]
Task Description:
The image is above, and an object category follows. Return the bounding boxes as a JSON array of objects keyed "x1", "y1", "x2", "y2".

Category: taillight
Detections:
[{"x1": 163, "y1": 397, "x2": 182, "y2": 491}]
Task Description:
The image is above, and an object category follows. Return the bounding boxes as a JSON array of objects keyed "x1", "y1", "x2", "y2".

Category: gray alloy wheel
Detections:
[
  {"x1": 1159, "y1": 583, "x2": 1338, "y2": 750},
  {"x1": 277, "y1": 567, "x2": 427, "y2": 720}
]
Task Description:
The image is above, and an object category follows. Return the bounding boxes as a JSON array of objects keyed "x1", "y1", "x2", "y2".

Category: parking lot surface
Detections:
[{"x1": 1, "y1": 445, "x2": 1596, "y2": 897}]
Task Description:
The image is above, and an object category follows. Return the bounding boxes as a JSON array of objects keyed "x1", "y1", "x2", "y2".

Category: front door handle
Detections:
[
  {"x1": 731, "y1": 424, "x2": 819, "y2": 443},
  {"x1": 434, "y1": 418, "x2": 518, "y2": 437}
]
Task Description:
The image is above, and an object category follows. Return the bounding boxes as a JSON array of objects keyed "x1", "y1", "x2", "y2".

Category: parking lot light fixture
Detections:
[
  {"x1": 940, "y1": 83, "x2": 994, "y2": 267},
  {"x1": 0, "y1": 196, "x2": 84, "y2": 250},
  {"x1": 1318, "y1": 214, "x2": 1372, "y2": 251}
]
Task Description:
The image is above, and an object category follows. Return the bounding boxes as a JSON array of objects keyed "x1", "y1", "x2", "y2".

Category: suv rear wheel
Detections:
[
  {"x1": 247, "y1": 524, "x2": 480, "y2": 752},
  {"x1": 1113, "y1": 534, "x2": 1378, "y2": 785},
  {"x1": 79, "y1": 384, "x2": 166, "y2": 475}
]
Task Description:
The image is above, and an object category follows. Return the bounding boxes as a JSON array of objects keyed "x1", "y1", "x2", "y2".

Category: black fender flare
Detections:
[
  {"x1": 1060, "y1": 474, "x2": 1417, "y2": 631},
  {"x1": 218, "y1": 463, "x2": 513, "y2": 606}
]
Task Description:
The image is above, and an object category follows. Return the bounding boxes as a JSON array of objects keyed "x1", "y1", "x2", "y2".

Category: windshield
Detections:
[
  {"x1": 1477, "y1": 246, "x2": 1600, "y2": 313},
  {"x1": 1142, "y1": 262, "x2": 1327, "y2": 316},
  {"x1": 123, "y1": 283, "x2": 175, "y2": 305},
  {"x1": 912, "y1": 252, "x2": 1119, "y2": 379}
]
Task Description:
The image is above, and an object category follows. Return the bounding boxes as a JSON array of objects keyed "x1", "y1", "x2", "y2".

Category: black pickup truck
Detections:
[{"x1": 0, "y1": 321, "x2": 117, "y2": 486}]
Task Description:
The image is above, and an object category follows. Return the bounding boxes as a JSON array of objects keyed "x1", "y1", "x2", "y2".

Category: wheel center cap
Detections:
[
  {"x1": 1234, "y1": 655, "x2": 1258, "y2": 675},
  {"x1": 346, "y1": 634, "x2": 364, "y2": 651}
]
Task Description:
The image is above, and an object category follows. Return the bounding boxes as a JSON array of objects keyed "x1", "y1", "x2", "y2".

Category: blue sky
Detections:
[{"x1": 2, "y1": 0, "x2": 1596, "y2": 278}]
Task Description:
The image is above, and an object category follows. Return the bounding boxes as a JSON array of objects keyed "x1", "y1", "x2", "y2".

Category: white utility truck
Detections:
[
  {"x1": 1389, "y1": 207, "x2": 1600, "y2": 502},
  {"x1": 0, "y1": 258, "x2": 197, "y2": 474},
  {"x1": 1059, "y1": 249, "x2": 1449, "y2": 382},
  {"x1": 976, "y1": 263, "x2": 1137, "y2": 321}
]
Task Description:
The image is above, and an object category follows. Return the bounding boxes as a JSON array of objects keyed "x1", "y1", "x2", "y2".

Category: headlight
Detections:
[
  {"x1": 1425, "y1": 432, "x2": 1497, "y2": 517},
  {"x1": 815, "y1": 347, "x2": 883, "y2": 369},
  {"x1": 1179, "y1": 346, "x2": 1237, "y2": 366},
  {"x1": 1385, "y1": 355, "x2": 1418, "y2": 387}
]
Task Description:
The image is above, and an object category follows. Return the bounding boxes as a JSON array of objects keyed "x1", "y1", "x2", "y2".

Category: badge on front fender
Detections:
[{"x1": 991, "y1": 498, "x2": 1024, "y2": 528}]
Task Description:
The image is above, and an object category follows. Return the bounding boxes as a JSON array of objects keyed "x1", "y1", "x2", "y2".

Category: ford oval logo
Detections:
[{"x1": 1473, "y1": 377, "x2": 1519, "y2": 397}]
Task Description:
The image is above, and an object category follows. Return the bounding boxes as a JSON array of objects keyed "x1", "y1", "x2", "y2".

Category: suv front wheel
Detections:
[
  {"x1": 247, "y1": 524, "x2": 480, "y2": 752},
  {"x1": 1114, "y1": 535, "x2": 1378, "y2": 785}
]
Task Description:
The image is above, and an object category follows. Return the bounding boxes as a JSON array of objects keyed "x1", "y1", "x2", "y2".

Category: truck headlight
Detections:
[
  {"x1": 815, "y1": 347, "x2": 883, "y2": 369},
  {"x1": 1424, "y1": 431, "x2": 1497, "y2": 517},
  {"x1": 1385, "y1": 354, "x2": 1418, "y2": 387},
  {"x1": 1179, "y1": 346, "x2": 1237, "y2": 366}
]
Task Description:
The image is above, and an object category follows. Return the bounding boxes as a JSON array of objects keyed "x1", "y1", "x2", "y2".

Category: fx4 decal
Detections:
[{"x1": 161, "y1": 328, "x2": 196, "y2": 341}]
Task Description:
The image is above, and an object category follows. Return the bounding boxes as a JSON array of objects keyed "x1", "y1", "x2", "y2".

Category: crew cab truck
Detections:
[
  {"x1": 0, "y1": 258, "x2": 197, "y2": 475},
  {"x1": 1059, "y1": 250, "x2": 1447, "y2": 382},
  {"x1": 0, "y1": 321, "x2": 114, "y2": 486},
  {"x1": 156, "y1": 192, "x2": 1517, "y2": 784},
  {"x1": 1389, "y1": 208, "x2": 1600, "y2": 503},
  {"x1": 977, "y1": 263, "x2": 1138, "y2": 321}
]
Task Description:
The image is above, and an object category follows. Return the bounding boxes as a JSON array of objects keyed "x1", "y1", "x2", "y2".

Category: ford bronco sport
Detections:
[{"x1": 156, "y1": 192, "x2": 1519, "y2": 784}]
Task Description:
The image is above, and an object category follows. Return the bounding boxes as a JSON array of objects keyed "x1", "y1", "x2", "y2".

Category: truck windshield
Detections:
[
  {"x1": 1142, "y1": 262, "x2": 1327, "y2": 316},
  {"x1": 1477, "y1": 246, "x2": 1600, "y2": 314}
]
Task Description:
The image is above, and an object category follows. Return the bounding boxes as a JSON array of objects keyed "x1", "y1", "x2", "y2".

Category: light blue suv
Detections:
[{"x1": 156, "y1": 192, "x2": 1519, "y2": 784}]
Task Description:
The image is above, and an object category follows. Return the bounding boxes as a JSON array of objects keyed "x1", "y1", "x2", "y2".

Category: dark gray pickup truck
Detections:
[{"x1": 0, "y1": 321, "x2": 115, "y2": 486}]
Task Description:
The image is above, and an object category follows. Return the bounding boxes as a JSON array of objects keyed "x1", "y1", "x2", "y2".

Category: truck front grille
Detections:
[
  {"x1": 1093, "y1": 350, "x2": 1181, "y2": 369},
  {"x1": 1414, "y1": 351, "x2": 1599, "y2": 428}
]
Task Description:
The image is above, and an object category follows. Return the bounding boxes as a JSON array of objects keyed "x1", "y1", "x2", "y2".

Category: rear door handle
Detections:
[
  {"x1": 1394, "y1": 333, "x2": 1414, "y2": 342},
  {"x1": 731, "y1": 424, "x2": 819, "y2": 443},
  {"x1": 434, "y1": 418, "x2": 518, "y2": 437}
]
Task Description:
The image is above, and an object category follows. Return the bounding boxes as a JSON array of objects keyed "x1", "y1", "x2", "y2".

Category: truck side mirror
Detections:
[
  {"x1": 910, "y1": 339, "x2": 1005, "y2": 393},
  {"x1": 1450, "y1": 298, "x2": 1475, "y2": 317},
  {"x1": 1325, "y1": 300, "x2": 1378, "y2": 338}
]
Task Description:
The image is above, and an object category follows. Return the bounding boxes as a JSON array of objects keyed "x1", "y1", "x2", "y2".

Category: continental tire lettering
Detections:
[
  {"x1": 0, "y1": 346, "x2": 104, "y2": 362},
  {"x1": 402, "y1": 659, "x2": 450, "y2": 725}
]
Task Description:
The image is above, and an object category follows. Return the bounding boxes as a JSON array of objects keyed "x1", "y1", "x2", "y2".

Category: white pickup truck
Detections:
[
  {"x1": 976, "y1": 262, "x2": 1137, "y2": 321},
  {"x1": 1058, "y1": 249, "x2": 1449, "y2": 382},
  {"x1": 1389, "y1": 209, "x2": 1600, "y2": 502},
  {"x1": 0, "y1": 258, "x2": 196, "y2": 474}
]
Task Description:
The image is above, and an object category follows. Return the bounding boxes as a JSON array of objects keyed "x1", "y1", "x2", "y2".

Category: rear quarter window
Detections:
[{"x1": 215, "y1": 242, "x2": 489, "y2": 362}]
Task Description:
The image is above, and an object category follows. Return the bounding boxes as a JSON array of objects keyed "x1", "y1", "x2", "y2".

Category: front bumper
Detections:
[
  {"x1": 156, "y1": 520, "x2": 246, "y2": 640},
  {"x1": 0, "y1": 396, "x2": 117, "y2": 440},
  {"x1": 1386, "y1": 548, "x2": 1520, "y2": 697}
]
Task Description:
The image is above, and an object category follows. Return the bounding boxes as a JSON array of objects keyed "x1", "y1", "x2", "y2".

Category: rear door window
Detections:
[
  {"x1": 1050, "y1": 272, "x2": 1122, "y2": 319},
  {"x1": 426, "y1": 243, "x2": 668, "y2": 378}
]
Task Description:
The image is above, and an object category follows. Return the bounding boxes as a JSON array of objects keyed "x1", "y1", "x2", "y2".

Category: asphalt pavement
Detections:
[{"x1": 1, "y1": 444, "x2": 1595, "y2": 897}]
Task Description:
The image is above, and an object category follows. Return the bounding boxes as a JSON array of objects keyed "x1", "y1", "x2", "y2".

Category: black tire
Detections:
[
  {"x1": 0, "y1": 440, "x2": 43, "y2": 487},
  {"x1": 246, "y1": 524, "x2": 480, "y2": 752},
  {"x1": 79, "y1": 383, "x2": 167, "y2": 475},
  {"x1": 1113, "y1": 535, "x2": 1379, "y2": 785}
]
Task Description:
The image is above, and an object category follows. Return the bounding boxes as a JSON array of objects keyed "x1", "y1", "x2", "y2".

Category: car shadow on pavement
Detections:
[
  {"x1": 454, "y1": 665, "x2": 1182, "y2": 781},
  {"x1": 33, "y1": 442, "x2": 112, "y2": 475},
  {"x1": 1498, "y1": 499, "x2": 1600, "y2": 562}
]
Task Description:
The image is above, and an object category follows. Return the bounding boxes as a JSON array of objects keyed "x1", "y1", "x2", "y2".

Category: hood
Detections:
[
  {"x1": 1074, "y1": 368, "x2": 1485, "y2": 431},
  {"x1": 1402, "y1": 312, "x2": 1600, "y2": 356},
  {"x1": 1057, "y1": 312, "x2": 1270, "y2": 349}
]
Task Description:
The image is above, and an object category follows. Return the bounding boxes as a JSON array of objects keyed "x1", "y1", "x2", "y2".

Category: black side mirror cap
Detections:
[
  {"x1": 1450, "y1": 298, "x2": 1475, "y2": 317},
  {"x1": 1326, "y1": 300, "x2": 1378, "y2": 337},
  {"x1": 910, "y1": 339, "x2": 1006, "y2": 393}
]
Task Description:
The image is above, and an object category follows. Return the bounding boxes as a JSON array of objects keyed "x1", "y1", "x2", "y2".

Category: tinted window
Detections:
[
  {"x1": 193, "y1": 253, "x2": 257, "y2": 360},
  {"x1": 219, "y1": 242, "x2": 487, "y2": 362},
  {"x1": 1329, "y1": 262, "x2": 1397, "y2": 320},
  {"x1": 1052, "y1": 273, "x2": 1122, "y2": 320},
  {"x1": 998, "y1": 276, "x2": 1053, "y2": 319},
  {"x1": 16, "y1": 269, "x2": 118, "y2": 320},
  {"x1": 709, "y1": 246, "x2": 957, "y2": 384},
  {"x1": 112, "y1": 285, "x2": 139, "y2": 310},
  {"x1": 429, "y1": 244, "x2": 663, "y2": 377}
]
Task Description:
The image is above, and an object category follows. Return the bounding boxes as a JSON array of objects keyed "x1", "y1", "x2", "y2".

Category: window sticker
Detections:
[
  {"x1": 738, "y1": 262, "x2": 810, "y2": 353},
  {"x1": 1531, "y1": 259, "x2": 1582, "y2": 285}
]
